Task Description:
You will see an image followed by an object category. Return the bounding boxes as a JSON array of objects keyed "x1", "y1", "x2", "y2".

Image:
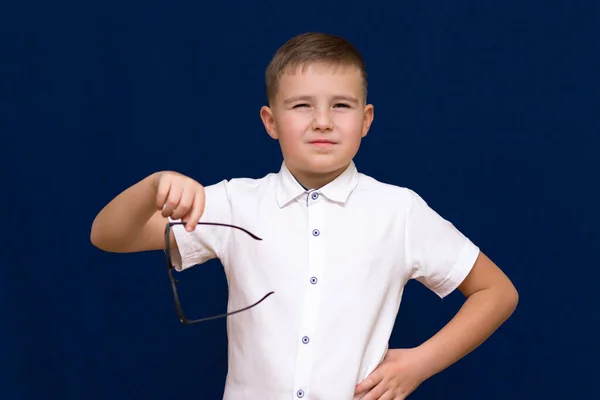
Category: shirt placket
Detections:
[{"x1": 292, "y1": 190, "x2": 326, "y2": 400}]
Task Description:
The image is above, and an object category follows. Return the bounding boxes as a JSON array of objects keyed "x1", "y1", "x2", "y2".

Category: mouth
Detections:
[{"x1": 309, "y1": 139, "x2": 337, "y2": 145}]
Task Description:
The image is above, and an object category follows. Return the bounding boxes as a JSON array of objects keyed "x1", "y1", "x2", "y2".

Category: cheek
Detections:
[
  {"x1": 277, "y1": 114, "x2": 309, "y2": 139},
  {"x1": 275, "y1": 116, "x2": 304, "y2": 154},
  {"x1": 335, "y1": 113, "x2": 364, "y2": 137}
]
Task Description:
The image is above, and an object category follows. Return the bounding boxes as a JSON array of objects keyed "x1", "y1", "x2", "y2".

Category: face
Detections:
[{"x1": 260, "y1": 63, "x2": 374, "y2": 189}]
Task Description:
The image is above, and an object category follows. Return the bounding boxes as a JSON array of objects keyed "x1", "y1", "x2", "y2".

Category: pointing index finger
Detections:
[
  {"x1": 185, "y1": 188, "x2": 205, "y2": 231},
  {"x1": 156, "y1": 176, "x2": 172, "y2": 211}
]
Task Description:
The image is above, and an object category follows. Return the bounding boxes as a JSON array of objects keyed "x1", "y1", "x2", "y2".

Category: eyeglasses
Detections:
[{"x1": 164, "y1": 221, "x2": 275, "y2": 324}]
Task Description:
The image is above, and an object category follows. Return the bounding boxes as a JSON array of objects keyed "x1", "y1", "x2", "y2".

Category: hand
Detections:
[
  {"x1": 152, "y1": 171, "x2": 205, "y2": 232},
  {"x1": 354, "y1": 348, "x2": 429, "y2": 400}
]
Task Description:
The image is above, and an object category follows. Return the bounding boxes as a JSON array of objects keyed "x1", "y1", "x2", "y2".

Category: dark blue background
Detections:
[{"x1": 2, "y1": 0, "x2": 598, "y2": 399}]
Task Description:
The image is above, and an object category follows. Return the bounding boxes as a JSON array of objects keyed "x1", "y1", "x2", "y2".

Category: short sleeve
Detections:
[
  {"x1": 168, "y1": 179, "x2": 232, "y2": 271},
  {"x1": 404, "y1": 190, "x2": 480, "y2": 298}
]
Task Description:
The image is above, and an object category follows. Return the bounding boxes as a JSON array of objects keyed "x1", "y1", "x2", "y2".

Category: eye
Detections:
[
  {"x1": 293, "y1": 103, "x2": 310, "y2": 109},
  {"x1": 334, "y1": 103, "x2": 351, "y2": 108}
]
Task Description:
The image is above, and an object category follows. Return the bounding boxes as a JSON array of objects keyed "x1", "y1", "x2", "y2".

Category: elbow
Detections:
[
  {"x1": 90, "y1": 219, "x2": 113, "y2": 252},
  {"x1": 90, "y1": 229, "x2": 102, "y2": 250},
  {"x1": 90, "y1": 225, "x2": 106, "y2": 251},
  {"x1": 502, "y1": 282, "x2": 519, "y2": 318},
  {"x1": 90, "y1": 219, "x2": 137, "y2": 253},
  {"x1": 511, "y1": 285, "x2": 519, "y2": 310}
]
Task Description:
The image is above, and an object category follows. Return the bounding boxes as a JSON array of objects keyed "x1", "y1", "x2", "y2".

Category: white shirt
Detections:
[{"x1": 170, "y1": 161, "x2": 479, "y2": 400}]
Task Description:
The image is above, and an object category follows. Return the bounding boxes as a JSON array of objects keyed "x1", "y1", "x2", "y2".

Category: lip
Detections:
[{"x1": 309, "y1": 139, "x2": 337, "y2": 145}]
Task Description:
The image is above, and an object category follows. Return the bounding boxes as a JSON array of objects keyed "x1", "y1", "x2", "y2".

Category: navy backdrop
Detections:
[{"x1": 2, "y1": 0, "x2": 598, "y2": 399}]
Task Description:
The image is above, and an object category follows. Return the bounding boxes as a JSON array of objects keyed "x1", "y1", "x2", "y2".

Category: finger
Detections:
[
  {"x1": 171, "y1": 185, "x2": 194, "y2": 221},
  {"x1": 162, "y1": 180, "x2": 182, "y2": 218},
  {"x1": 377, "y1": 390, "x2": 396, "y2": 400},
  {"x1": 183, "y1": 187, "x2": 205, "y2": 231},
  {"x1": 355, "y1": 368, "x2": 384, "y2": 395},
  {"x1": 156, "y1": 175, "x2": 172, "y2": 211},
  {"x1": 361, "y1": 381, "x2": 388, "y2": 400}
]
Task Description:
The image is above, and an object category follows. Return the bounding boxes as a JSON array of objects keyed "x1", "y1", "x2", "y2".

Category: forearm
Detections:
[
  {"x1": 416, "y1": 285, "x2": 518, "y2": 379},
  {"x1": 90, "y1": 173, "x2": 159, "y2": 252}
]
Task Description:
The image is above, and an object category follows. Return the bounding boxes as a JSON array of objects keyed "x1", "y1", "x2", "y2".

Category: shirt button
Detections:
[
  {"x1": 310, "y1": 276, "x2": 318, "y2": 284},
  {"x1": 297, "y1": 389, "x2": 305, "y2": 398},
  {"x1": 312, "y1": 229, "x2": 320, "y2": 237},
  {"x1": 311, "y1": 192, "x2": 319, "y2": 200},
  {"x1": 302, "y1": 336, "x2": 310, "y2": 344}
]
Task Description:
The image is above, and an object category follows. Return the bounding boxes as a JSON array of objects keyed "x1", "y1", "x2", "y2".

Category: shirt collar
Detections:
[{"x1": 276, "y1": 161, "x2": 360, "y2": 208}]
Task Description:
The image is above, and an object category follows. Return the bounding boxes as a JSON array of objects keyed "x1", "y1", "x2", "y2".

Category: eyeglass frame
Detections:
[{"x1": 164, "y1": 221, "x2": 275, "y2": 324}]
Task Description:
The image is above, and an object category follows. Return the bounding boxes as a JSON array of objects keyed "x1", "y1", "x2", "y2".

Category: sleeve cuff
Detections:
[
  {"x1": 431, "y1": 241, "x2": 480, "y2": 299},
  {"x1": 168, "y1": 219, "x2": 211, "y2": 271}
]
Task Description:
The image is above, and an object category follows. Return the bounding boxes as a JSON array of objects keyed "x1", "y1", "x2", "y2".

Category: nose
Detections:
[{"x1": 311, "y1": 108, "x2": 333, "y2": 131}]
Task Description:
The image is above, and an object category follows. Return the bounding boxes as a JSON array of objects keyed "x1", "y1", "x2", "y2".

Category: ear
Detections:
[
  {"x1": 361, "y1": 104, "x2": 374, "y2": 138},
  {"x1": 260, "y1": 106, "x2": 278, "y2": 140}
]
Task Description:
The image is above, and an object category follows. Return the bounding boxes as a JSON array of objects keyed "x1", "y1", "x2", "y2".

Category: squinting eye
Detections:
[
  {"x1": 293, "y1": 103, "x2": 309, "y2": 108},
  {"x1": 334, "y1": 103, "x2": 351, "y2": 108}
]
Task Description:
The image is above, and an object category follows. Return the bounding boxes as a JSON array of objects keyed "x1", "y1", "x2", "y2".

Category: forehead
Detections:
[{"x1": 276, "y1": 63, "x2": 364, "y2": 100}]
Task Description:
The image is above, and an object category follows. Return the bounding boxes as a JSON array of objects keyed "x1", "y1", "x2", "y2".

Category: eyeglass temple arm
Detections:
[
  {"x1": 167, "y1": 221, "x2": 263, "y2": 241},
  {"x1": 180, "y1": 291, "x2": 275, "y2": 324},
  {"x1": 165, "y1": 221, "x2": 270, "y2": 324}
]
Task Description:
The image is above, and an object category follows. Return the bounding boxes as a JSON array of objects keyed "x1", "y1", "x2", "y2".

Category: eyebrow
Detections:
[{"x1": 283, "y1": 95, "x2": 360, "y2": 106}]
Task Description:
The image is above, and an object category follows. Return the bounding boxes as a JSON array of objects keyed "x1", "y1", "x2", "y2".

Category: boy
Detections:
[{"x1": 91, "y1": 32, "x2": 518, "y2": 400}]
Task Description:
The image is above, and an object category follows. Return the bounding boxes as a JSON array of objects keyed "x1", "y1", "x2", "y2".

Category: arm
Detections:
[
  {"x1": 356, "y1": 192, "x2": 518, "y2": 399},
  {"x1": 415, "y1": 251, "x2": 519, "y2": 379},
  {"x1": 90, "y1": 171, "x2": 205, "y2": 253},
  {"x1": 356, "y1": 252, "x2": 518, "y2": 399}
]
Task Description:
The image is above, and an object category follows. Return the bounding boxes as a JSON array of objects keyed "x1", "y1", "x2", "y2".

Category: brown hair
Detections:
[{"x1": 265, "y1": 32, "x2": 368, "y2": 104}]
